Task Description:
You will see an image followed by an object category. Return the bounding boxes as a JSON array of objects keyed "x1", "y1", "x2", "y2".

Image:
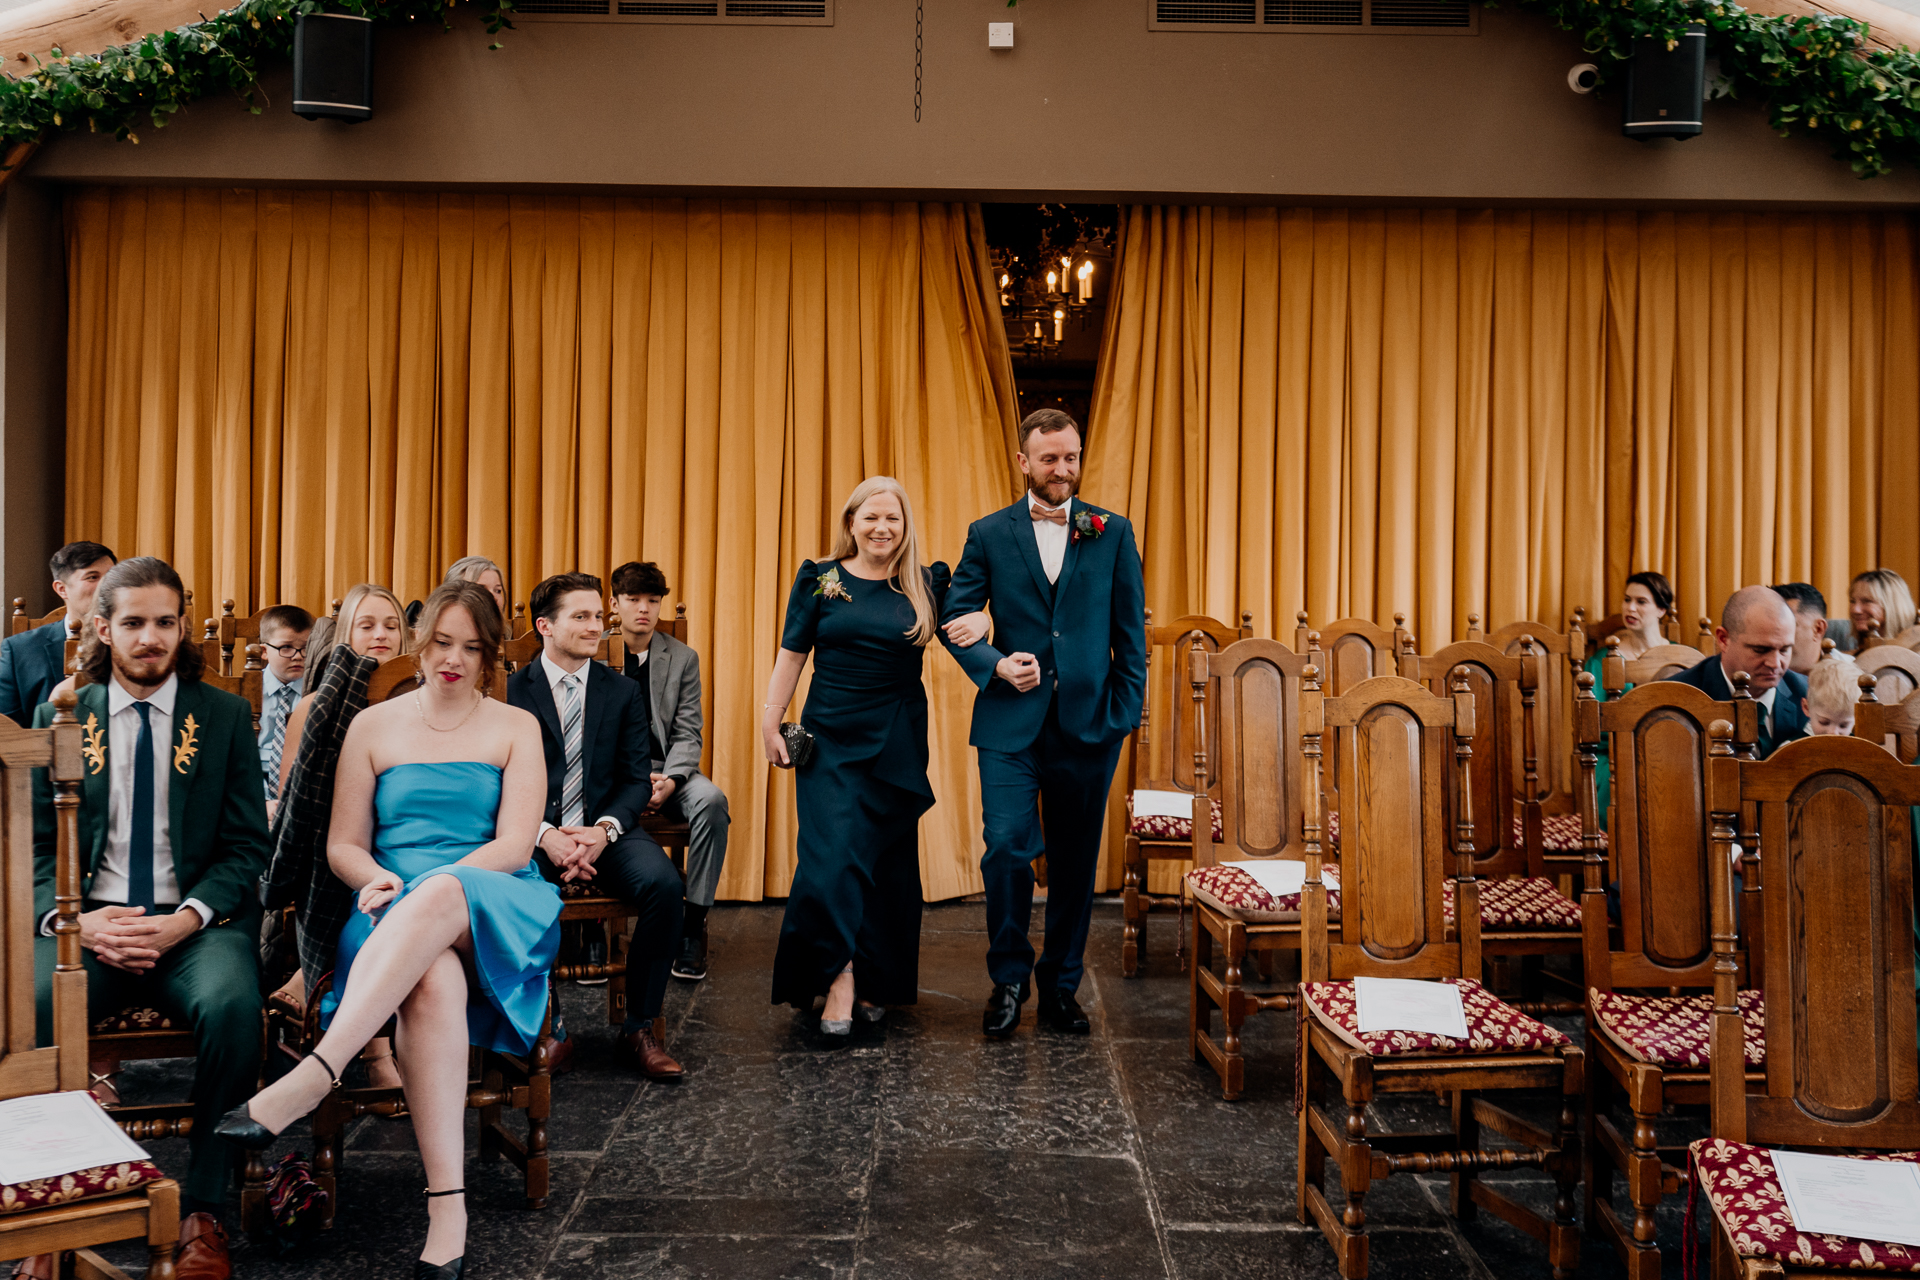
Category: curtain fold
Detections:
[
  {"x1": 65, "y1": 188, "x2": 1022, "y2": 903},
  {"x1": 1086, "y1": 205, "x2": 1920, "y2": 893}
]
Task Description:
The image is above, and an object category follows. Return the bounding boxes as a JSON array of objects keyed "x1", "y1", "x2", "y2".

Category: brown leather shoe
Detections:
[
  {"x1": 10, "y1": 1254, "x2": 56, "y2": 1279},
  {"x1": 176, "y1": 1211, "x2": 231, "y2": 1280},
  {"x1": 618, "y1": 1020, "x2": 684, "y2": 1080},
  {"x1": 543, "y1": 1031, "x2": 576, "y2": 1077}
]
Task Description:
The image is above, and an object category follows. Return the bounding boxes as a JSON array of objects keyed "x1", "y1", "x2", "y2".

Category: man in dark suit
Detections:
[
  {"x1": 941, "y1": 409, "x2": 1147, "y2": 1038},
  {"x1": 0, "y1": 540, "x2": 115, "y2": 723},
  {"x1": 506, "y1": 572, "x2": 686, "y2": 1080},
  {"x1": 29, "y1": 556, "x2": 268, "y2": 1280},
  {"x1": 1664, "y1": 584, "x2": 1809, "y2": 757}
]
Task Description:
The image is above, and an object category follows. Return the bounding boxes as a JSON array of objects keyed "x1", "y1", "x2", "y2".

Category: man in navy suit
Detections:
[
  {"x1": 941, "y1": 410, "x2": 1146, "y2": 1038},
  {"x1": 0, "y1": 540, "x2": 115, "y2": 723},
  {"x1": 1663, "y1": 584, "x2": 1809, "y2": 757}
]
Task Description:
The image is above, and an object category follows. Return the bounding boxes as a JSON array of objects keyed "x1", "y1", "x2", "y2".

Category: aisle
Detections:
[{"x1": 94, "y1": 902, "x2": 1677, "y2": 1278}]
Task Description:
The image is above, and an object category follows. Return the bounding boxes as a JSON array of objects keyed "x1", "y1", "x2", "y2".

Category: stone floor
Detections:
[{"x1": 78, "y1": 900, "x2": 1703, "y2": 1278}]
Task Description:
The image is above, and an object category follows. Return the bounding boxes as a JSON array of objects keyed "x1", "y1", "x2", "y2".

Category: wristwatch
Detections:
[{"x1": 597, "y1": 818, "x2": 620, "y2": 845}]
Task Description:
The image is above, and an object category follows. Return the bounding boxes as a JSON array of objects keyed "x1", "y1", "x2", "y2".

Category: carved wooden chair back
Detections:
[
  {"x1": 1704, "y1": 730, "x2": 1920, "y2": 1149},
  {"x1": 1575, "y1": 675, "x2": 1761, "y2": 994},
  {"x1": 1603, "y1": 640, "x2": 1710, "y2": 690},
  {"x1": 1853, "y1": 678, "x2": 1920, "y2": 763},
  {"x1": 1467, "y1": 614, "x2": 1586, "y2": 822},
  {"x1": 1692, "y1": 616, "x2": 1718, "y2": 656},
  {"x1": 216, "y1": 601, "x2": 282, "y2": 675},
  {"x1": 1399, "y1": 638, "x2": 1541, "y2": 879},
  {"x1": 1293, "y1": 612, "x2": 1408, "y2": 699},
  {"x1": 599, "y1": 602, "x2": 689, "y2": 671},
  {"x1": 502, "y1": 634, "x2": 544, "y2": 674},
  {"x1": 200, "y1": 643, "x2": 266, "y2": 731},
  {"x1": 1135, "y1": 612, "x2": 1253, "y2": 802},
  {"x1": 8, "y1": 600, "x2": 64, "y2": 638},
  {"x1": 1891, "y1": 623, "x2": 1920, "y2": 650},
  {"x1": 1304, "y1": 673, "x2": 1475, "y2": 984},
  {"x1": 1857, "y1": 643, "x2": 1920, "y2": 706},
  {"x1": 1188, "y1": 636, "x2": 1314, "y2": 870},
  {"x1": 0, "y1": 703, "x2": 84, "y2": 1095}
]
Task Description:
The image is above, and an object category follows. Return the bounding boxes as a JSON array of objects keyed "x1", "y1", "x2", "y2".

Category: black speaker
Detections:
[
  {"x1": 1623, "y1": 23, "x2": 1705, "y2": 140},
  {"x1": 293, "y1": 11, "x2": 374, "y2": 123}
]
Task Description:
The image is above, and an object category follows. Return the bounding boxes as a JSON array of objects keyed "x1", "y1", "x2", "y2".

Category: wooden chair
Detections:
[
  {"x1": 1183, "y1": 635, "x2": 1318, "y2": 1099},
  {"x1": 1296, "y1": 674, "x2": 1583, "y2": 1280},
  {"x1": 0, "y1": 698, "x2": 182, "y2": 1279},
  {"x1": 1857, "y1": 643, "x2": 1920, "y2": 705},
  {"x1": 1574, "y1": 673, "x2": 1763, "y2": 1280},
  {"x1": 1119, "y1": 610, "x2": 1251, "y2": 978},
  {"x1": 1467, "y1": 613, "x2": 1589, "y2": 854},
  {"x1": 1693, "y1": 729, "x2": 1920, "y2": 1279},
  {"x1": 215, "y1": 601, "x2": 281, "y2": 676},
  {"x1": 1400, "y1": 638, "x2": 1581, "y2": 993},
  {"x1": 1294, "y1": 612, "x2": 1407, "y2": 698},
  {"x1": 1891, "y1": 622, "x2": 1920, "y2": 649},
  {"x1": 1853, "y1": 674, "x2": 1920, "y2": 762},
  {"x1": 1619, "y1": 641, "x2": 1708, "y2": 686},
  {"x1": 8, "y1": 600, "x2": 63, "y2": 637}
]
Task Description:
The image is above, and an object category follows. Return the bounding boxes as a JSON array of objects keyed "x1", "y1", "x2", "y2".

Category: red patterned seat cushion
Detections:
[
  {"x1": 1321, "y1": 810, "x2": 1606, "y2": 852},
  {"x1": 1127, "y1": 791, "x2": 1224, "y2": 844},
  {"x1": 1185, "y1": 864, "x2": 1340, "y2": 924},
  {"x1": 1690, "y1": 1137, "x2": 1920, "y2": 1272},
  {"x1": 1441, "y1": 877, "x2": 1581, "y2": 930},
  {"x1": 0, "y1": 1157, "x2": 164, "y2": 1215},
  {"x1": 1588, "y1": 988, "x2": 1766, "y2": 1068},
  {"x1": 92, "y1": 1006, "x2": 178, "y2": 1034},
  {"x1": 1301, "y1": 977, "x2": 1573, "y2": 1057}
]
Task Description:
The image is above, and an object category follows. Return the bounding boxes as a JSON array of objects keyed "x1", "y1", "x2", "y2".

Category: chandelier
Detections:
[{"x1": 984, "y1": 205, "x2": 1116, "y2": 361}]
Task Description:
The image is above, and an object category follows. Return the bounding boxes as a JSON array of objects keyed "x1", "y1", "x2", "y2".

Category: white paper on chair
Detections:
[
  {"x1": 1352, "y1": 976, "x2": 1470, "y2": 1039},
  {"x1": 0, "y1": 1090, "x2": 151, "y2": 1185},
  {"x1": 1771, "y1": 1149, "x2": 1920, "y2": 1247},
  {"x1": 1223, "y1": 860, "x2": 1340, "y2": 899},
  {"x1": 1133, "y1": 789, "x2": 1197, "y2": 821}
]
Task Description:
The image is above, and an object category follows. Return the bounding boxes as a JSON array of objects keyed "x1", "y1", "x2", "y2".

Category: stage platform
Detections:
[{"x1": 85, "y1": 900, "x2": 1684, "y2": 1278}]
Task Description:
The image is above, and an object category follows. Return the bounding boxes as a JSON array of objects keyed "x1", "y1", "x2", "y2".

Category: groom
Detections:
[{"x1": 942, "y1": 409, "x2": 1146, "y2": 1038}]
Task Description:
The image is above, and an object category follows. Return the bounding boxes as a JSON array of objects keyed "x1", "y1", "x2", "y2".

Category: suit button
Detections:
[{"x1": 1053, "y1": 631, "x2": 1060, "y2": 638}]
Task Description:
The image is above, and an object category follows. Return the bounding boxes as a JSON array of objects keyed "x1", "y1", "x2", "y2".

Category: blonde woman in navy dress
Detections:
[{"x1": 762, "y1": 476, "x2": 975, "y2": 1036}]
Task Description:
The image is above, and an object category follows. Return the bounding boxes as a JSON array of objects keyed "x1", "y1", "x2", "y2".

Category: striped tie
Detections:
[
  {"x1": 560, "y1": 673, "x2": 584, "y2": 827},
  {"x1": 263, "y1": 684, "x2": 295, "y2": 800}
]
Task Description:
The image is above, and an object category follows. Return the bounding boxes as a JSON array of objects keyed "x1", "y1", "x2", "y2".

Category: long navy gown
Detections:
[{"x1": 771, "y1": 559, "x2": 950, "y2": 1010}]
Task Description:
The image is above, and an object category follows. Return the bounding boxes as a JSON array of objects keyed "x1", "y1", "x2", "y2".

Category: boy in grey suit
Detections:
[{"x1": 612, "y1": 561, "x2": 731, "y2": 980}]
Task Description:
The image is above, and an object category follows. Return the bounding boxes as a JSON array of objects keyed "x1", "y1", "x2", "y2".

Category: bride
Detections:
[{"x1": 218, "y1": 579, "x2": 557, "y2": 1279}]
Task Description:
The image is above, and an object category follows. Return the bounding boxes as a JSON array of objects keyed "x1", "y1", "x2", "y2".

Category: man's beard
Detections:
[
  {"x1": 112, "y1": 642, "x2": 178, "y2": 692},
  {"x1": 1026, "y1": 471, "x2": 1081, "y2": 504}
]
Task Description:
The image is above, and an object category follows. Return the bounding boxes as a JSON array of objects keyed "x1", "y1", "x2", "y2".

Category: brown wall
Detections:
[
  {"x1": 1, "y1": 180, "x2": 65, "y2": 611},
  {"x1": 27, "y1": 0, "x2": 1920, "y2": 207}
]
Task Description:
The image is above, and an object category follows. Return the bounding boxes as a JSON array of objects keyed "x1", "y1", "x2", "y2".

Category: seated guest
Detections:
[
  {"x1": 1663, "y1": 585, "x2": 1807, "y2": 757},
  {"x1": 1772, "y1": 583, "x2": 1830, "y2": 675},
  {"x1": 1803, "y1": 653, "x2": 1863, "y2": 736},
  {"x1": 26, "y1": 557, "x2": 269, "y2": 1280},
  {"x1": 444, "y1": 555, "x2": 508, "y2": 622},
  {"x1": 1580, "y1": 570, "x2": 1673, "y2": 823},
  {"x1": 611, "y1": 560, "x2": 730, "y2": 981},
  {"x1": 508, "y1": 573, "x2": 686, "y2": 1079},
  {"x1": 0, "y1": 540, "x2": 115, "y2": 723},
  {"x1": 1849, "y1": 567, "x2": 1917, "y2": 646},
  {"x1": 257, "y1": 604, "x2": 315, "y2": 820}
]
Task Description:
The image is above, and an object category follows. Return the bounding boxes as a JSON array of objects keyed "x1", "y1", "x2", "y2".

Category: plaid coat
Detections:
[{"x1": 259, "y1": 649, "x2": 378, "y2": 993}]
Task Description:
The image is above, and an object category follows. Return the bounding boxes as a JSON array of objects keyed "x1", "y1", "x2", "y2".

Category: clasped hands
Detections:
[
  {"x1": 940, "y1": 611, "x2": 1041, "y2": 693},
  {"x1": 78, "y1": 905, "x2": 200, "y2": 972},
  {"x1": 538, "y1": 824, "x2": 613, "y2": 883}
]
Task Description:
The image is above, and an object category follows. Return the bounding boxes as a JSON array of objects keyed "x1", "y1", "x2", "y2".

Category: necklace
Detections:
[{"x1": 415, "y1": 689, "x2": 484, "y2": 733}]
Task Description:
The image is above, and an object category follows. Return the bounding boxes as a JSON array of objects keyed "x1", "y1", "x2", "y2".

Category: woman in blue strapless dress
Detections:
[{"x1": 219, "y1": 581, "x2": 555, "y2": 1280}]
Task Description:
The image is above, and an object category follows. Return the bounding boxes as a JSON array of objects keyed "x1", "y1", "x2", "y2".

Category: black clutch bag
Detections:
[{"x1": 780, "y1": 721, "x2": 817, "y2": 769}]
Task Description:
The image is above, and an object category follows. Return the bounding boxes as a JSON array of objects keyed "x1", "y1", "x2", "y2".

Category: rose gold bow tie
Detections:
[{"x1": 1031, "y1": 504, "x2": 1068, "y2": 526}]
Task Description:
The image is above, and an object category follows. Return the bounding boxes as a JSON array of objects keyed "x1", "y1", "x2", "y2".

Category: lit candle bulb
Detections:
[
  {"x1": 1046, "y1": 270, "x2": 1057, "y2": 293},
  {"x1": 1077, "y1": 262, "x2": 1093, "y2": 301},
  {"x1": 1033, "y1": 321, "x2": 1042, "y2": 339},
  {"x1": 1053, "y1": 309, "x2": 1064, "y2": 342}
]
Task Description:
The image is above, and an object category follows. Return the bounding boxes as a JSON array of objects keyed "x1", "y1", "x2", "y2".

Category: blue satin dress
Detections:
[{"x1": 321, "y1": 761, "x2": 562, "y2": 1056}]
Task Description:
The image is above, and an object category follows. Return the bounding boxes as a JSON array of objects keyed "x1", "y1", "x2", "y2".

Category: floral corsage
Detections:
[
  {"x1": 814, "y1": 565, "x2": 853, "y2": 602},
  {"x1": 1072, "y1": 510, "x2": 1107, "y2": 543}
]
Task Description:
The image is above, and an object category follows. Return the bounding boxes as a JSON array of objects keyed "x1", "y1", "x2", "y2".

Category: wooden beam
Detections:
[
  {"x1": 1732, "y1": 0, "x2": 1920, "y2": 53},
  {"x1": 0, "y1": 0, "x2": 217, "y2": 74}
]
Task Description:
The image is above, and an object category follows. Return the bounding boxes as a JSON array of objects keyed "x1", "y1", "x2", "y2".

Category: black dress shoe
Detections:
[
  {"x1": 415, "y1": 1259, "x2": 464, "y2": 1279},
  {"x1": 982, "y1": 980, "x2": 1031, "y2": 1039},
  {"x1": 1038, "y1": 989, "x2": 1092, "y2": 1035},
  {"x1": 670, "y1": 930, "x2": 708, "y2": 982}
]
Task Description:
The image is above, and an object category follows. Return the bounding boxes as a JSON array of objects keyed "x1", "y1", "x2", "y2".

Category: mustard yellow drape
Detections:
[
  {"x1": 1085, "y1": 205, "x2": 1920, "y2": 892},
  {"x1": 64, "y1": 187, "x2": 1022, "y2": 903}
]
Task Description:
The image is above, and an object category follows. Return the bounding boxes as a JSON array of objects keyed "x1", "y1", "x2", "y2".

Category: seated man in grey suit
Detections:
[
  {"x1": 611, "y1": 561, "x2": 730, "y2": 981},
  {"x1": 0, "y1": 540, "x2": 116, "y2": 723},
  {"x1": 1664, "y1": 584, "x2": 1808, "y2": 758}
]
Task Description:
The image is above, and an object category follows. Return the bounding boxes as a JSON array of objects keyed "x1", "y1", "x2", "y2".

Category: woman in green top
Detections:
[{"x1": 1581, "y1": 570, "x2": 1674, "y2": 827}]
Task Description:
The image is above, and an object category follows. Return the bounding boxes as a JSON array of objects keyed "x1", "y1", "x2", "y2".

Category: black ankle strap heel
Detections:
[
  {"x1": 214, "y1": 1050, "x2": 344, "y2": 1151},
  {"x1": 417, "y1": 1190, "x2": 467, "y2": 1279}
]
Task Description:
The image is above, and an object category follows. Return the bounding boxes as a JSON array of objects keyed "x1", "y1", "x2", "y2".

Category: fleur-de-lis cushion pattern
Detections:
[
  {"x1": 0, "y1": 1158, "x2": 165, "y2": 1215},
  {"x1": 1689, "y1": 1137, "x2": 1920, "y2": 1272},
  {"x1": 1441, "y1": 877, "x2": 1582, "y2": 930},
  {"x1": 1126, "y1": 791, "x2": 1224, "y2": 844},
  {"x1": 1184, "y1": 864, "x2": 1341, "y2": 924},
  {"x1": 1301, "y1": 977, "x2": 1573, "y2": 1057},
  {"x1": 1320, "y1": 810, "x2": 1605, "y2": 852},
  {"x1": 1588, "y1": 987, "x2": 1767, "y2": 1068},
  {"x1": 91, "y1": 1006, "x2": 177, "y2": 1034}
]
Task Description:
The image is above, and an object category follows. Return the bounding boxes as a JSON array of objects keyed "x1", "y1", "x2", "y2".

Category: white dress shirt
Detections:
[
  {"x1": 87, "y1": 675, "x2": 212, "y2": 928},
  {"x1": 1028, "y1": 492, "x2": 1069, "y2": 585},
  {"x1": 535, "y1": 652, "x2": 623, "y2": 848}
]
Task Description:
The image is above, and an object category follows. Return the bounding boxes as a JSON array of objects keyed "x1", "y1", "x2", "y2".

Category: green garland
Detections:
[{"x1": 0, "y1": 0, "x2": 1917, "y2": 176}]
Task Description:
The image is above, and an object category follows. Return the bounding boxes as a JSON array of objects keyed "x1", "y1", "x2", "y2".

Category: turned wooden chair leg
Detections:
[
  {"x1": 1449, "y1": 1089, "x2": 1479, "y2": 1222},
  {"x1": 1336, "y1": 1081, "x2": 1372, "y2": 1279},
  {"x1": 1623, "y1": 1067, "x2": 1664, "y2": 1280},
  {"x1": 1188, "y1": 911, "x2": 1209, "y2": 1063},
  {"x1": 1550, "y1": 1061, "x2": 1583, "y2": 1280},
  {"x1": 1121, "y1": 838, "x2": 1145, "y2": 978},
  {"x1": 1219, "y1": 920, "x2": 1247, "y2": 1100},
  {"x1": 1298, "y1": 1036, "x2": 1324, "y2": 1224}
]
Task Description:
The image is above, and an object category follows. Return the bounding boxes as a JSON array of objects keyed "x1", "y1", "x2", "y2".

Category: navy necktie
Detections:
[{"x1": 128, "y1": 702, "x2": 155, "y2": 913}]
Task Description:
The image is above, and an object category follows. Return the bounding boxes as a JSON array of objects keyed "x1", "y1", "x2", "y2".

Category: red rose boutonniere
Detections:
[{"x1": 1072, "y1": 510, "x2": 1106, "y2": 543}]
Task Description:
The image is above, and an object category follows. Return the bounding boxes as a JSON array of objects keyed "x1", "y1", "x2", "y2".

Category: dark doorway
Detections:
[{"x1": 981, "y1": 204, "x2": 1119, "y2": 434}]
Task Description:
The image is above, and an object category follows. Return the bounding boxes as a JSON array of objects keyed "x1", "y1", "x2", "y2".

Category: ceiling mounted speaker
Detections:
[
  {"x1": 1623, "y1": 23, "x2": 1705, "y2": 140},
  {"x1": 293, "y1": 11, "x2": 374, "y2": 123}
]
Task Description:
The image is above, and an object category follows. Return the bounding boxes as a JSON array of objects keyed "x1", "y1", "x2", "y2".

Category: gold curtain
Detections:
[
  {"x1": 64, "y1": 187, "x2": 1022, "y2": 902},
  {"x1": 1085, "y1": 205, "x2": 1920, "y2": 891}
]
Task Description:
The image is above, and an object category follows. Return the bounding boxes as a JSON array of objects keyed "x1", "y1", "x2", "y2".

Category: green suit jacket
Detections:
[{"x1": 32, "y1": 677, "x2": 271, "y2": 928}]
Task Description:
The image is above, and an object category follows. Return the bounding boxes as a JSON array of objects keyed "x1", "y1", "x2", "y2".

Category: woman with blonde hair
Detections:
[
  {"x1": 444, "y1": 555, "x2": 507, "y2": 620},
  {"x1": 1849, "y1": 567, "x2": 1917, "y2": 647},
  {"x1": 761, "y1": 476, "x2": 966, "y2": 1035}
]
